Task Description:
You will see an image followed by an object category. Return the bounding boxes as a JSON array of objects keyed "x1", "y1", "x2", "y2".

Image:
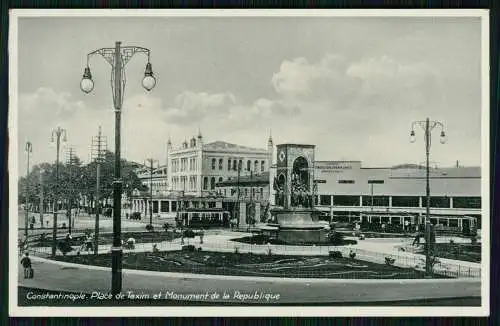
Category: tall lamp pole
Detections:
[
  {"x1": 51, "y1": 127, "x2": 67, "y2": 257},
  {"x1": 24, "y1": 141, "x2": 32, "y2": 238},
  {"x1": 81, "y1": 42, "x2": 156, "y2": 295},
  {"x1": 410, "y1": 117, "x2": 446, "y2": 277}
]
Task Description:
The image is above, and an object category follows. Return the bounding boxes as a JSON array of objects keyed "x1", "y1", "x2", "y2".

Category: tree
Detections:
[{"x1": 17, "y1": 151, "x2": 145, "y2": 216}]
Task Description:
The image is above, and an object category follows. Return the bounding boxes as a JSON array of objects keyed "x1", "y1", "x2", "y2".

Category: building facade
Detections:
[{"x1": 131, "y1": 133, "x2": 272, "y2": 221}]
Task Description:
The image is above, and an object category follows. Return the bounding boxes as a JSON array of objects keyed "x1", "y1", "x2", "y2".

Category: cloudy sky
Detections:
[{"x1": 13, "y1": 13, "x2": 485, "y2": 175}]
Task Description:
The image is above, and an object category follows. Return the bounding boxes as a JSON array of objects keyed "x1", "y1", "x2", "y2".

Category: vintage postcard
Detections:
[{"x1": 8, "y1": 9, "x2": 489, "y2": 317}]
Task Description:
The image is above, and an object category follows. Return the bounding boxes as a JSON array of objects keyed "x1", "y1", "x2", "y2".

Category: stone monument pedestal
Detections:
[{"x1": 269, "y1": 208, "x2": 327, "y2": 243}]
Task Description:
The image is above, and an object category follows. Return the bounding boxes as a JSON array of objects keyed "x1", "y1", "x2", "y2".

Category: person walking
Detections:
[{"x1": 20, "y1": 252, "x2": 33, "y2": 279}]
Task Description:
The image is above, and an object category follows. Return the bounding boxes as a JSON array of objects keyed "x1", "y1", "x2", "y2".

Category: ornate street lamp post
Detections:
[
  {"x1": 51, "y1": 127, "x2": 67, "y2": 257},
  {"x1": 409, "y1": 117, "x2": 446, "y2": 277},
  {"x1": 24, "y1": 141, "x2": 32, "y2": 238},
  {"x1": 81, "y1": 42, "x2": 156, "y2": 295}
]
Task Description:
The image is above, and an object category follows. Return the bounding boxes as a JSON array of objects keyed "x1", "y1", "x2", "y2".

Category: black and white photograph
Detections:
[{"x1": 8, "y1": 9, "x2": 489, "y2": 317}]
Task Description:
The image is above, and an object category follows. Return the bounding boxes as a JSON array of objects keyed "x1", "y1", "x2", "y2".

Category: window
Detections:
[
  {"x1": 210, "y1": 177, "x2": 216, "y2": 190},
  {"x1": 160, "y1": 201, "x2": 169, "y2": 212},
  {"x1": 233, "y1": 160, "x2": 237, "y2": 171},
  {"x1": 171, "y1": 201, "x2": 177, "y2": 212},
  {"x1": 338, "y1": 180, "x2": 355, "y2": 184},
  {"x1": 320, "y1": 195, "x2": 331, "y2": 206},
  {"x1": 261, "y1": 161, "x2": 265, "y2": 172},
  {"x1": 453, "y1": 197, "x2": 481, "y2": 209},
  {"x1": 429, "y1": 196, "x2": 450, "y2": 208},
  {"x1": 238, "y1": 160, "x2": 243, "y2": 170},
  {"x1": 228, "y1": 159, "x2": 232, "y2": 171},
  {"x1": 449, "y1": 219, "x2": 459, "y2": 227},
  {"x1": 391, "y1": 196, "x2": 420, "y2": 207},
  {"x1": 152, "y1": 201, "x2": 159, "y2": 214},
  {"x1": 247, "y1": 160, "x2": 251, "y2": 171},
  {"x1": 362, "y1": 196, "x2": 389, "y2": 207},
  {"x1": 211, "y1": 158, "x2": 216, "y2": 170},
  {"x1": 203, "y1": 177, "x2": 208, "y2": 190},
  {"x1": 218, "y1": 177, "x2": 223, "y2": 183},
  {"x1": 254, "y1": 160, "x2": 258, "y2": 171},
  {"x1": 333, "y1": 195, "x2": 360, "y2": 206},
  {"x1": 208, "y1": 202, "x2": 216, "y2": 208},
  {"x1": 219, "y1": 158, "x2": 223, "y2": 170}
]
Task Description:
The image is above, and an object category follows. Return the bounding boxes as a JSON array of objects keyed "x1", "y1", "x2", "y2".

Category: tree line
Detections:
[{"x1": 18, "y1": 150, "x2": 147, "y2": 213}]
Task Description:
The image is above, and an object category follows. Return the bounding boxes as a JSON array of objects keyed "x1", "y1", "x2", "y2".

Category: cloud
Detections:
[
  {"x1": 163, "y1": 91, "x2": 236, "y2": 124},
  {"x1": 271, "y1": 53, "x2": 444, "y2": 116},
  {"x1": 19, "y1": 87, "x2": 85, "y2": 120}
]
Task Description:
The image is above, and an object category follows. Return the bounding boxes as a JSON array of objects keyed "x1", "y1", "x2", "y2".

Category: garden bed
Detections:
[
  {"x1": 417, "y1": 243, "x2": 481, "y2": 263},
  {"x1": 53, "y1": 250, "x2": 444, "y2": 279},
  {"x1": 231, "y1": 234, "x2": 357, "y2": 246}
]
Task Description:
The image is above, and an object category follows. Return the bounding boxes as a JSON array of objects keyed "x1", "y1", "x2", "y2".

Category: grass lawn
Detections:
[
  {"x1": 53, "y1": 250, "x2": 441, "y2": 279},
  {"x1": 417, "y1": 243, "x2": 481, "y2": 263}
]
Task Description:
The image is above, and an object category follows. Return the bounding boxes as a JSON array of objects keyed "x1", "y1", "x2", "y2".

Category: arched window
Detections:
[
  {"x1": 233, "y1": 160, "x2": 237, "y2": 171},
  {"x1": 203, "y1": 177, "x2": 208, "y2": 190},
  {"x1": 261, "y1": 160, "x2": 265, "y2": 172},
  {"x1": 218, "y1": 177, "x2": 223, "y2": 183},
  {"x1": 247, "y1": 160, "x2": 251, "y2": 171},
  {"x1": 210, "y1": 177, "x2": 216, "y2": 190},
  {"x1": 219, "y1": 158, "x2": 223, "y2": 170},
  {"x1": 254, "y1": 160, "x2": 258, "y2": 171},
  {"x1": 228, "y1": 159, "x2": 232, "y2": 171},
  {"x1": 238, "y1": 159, "x2": 243, "y2": 170},
  {"x1": 211, "y1": 158, "x2": 216, "y2": 170}
]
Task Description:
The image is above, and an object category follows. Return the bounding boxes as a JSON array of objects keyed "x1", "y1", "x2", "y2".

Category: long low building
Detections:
[{"x1": 309, "y1": 161, "x2": 481, "y2": 230}]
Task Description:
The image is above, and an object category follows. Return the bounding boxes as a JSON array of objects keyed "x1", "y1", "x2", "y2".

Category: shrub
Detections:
[
  {"x1": 385, "y1": 257, "x2": 395, "y2": 265},
  {"x1": 181, "y1": 245, "x2": 196, "y2": 252},
  {"x1": 328, "y1": 232, "x2": 345, "y2": 245},
  {"x1": 146, "y1": 224, "x2": 154, "y2": 232},
  {"x1": 349, "y1": 251, "x2": 356, "y2": 259},
  {"x1": 329, "y1": 251, "x2": 342, "y2": 258}
]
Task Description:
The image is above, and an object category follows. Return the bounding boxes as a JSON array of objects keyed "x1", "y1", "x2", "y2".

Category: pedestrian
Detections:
[{"x1": 20, "y1": 252, "x2": 33, "y2": 279}]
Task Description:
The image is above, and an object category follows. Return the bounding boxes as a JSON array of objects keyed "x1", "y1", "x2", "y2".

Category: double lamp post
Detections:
[
  {"x1": 409, "y1": 117, "x2": 446, "y2": 277},
  {"x1": 80, "y1": 41, "x2": 156, "y2": 295}
]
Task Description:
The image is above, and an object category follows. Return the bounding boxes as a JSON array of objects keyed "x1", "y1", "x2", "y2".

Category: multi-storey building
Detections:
[{"x1": 130, "y1": 132, "x2": 273, "y2": 221}]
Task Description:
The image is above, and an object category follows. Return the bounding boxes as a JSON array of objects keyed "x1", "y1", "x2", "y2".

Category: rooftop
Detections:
[{"x1": 203, "y1": 141, "x2": 268, "y2": 154}]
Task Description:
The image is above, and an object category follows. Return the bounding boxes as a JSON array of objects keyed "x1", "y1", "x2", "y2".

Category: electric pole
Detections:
[
  {"x1": 66, "y1": 146, "x2": 76, "y2": 234},
  {"x1": 144, "y1": 158, "x2": 159, "y2": 226},
  {"x1": 91, "y1": 126, "x2": 107, "y2": 255}
]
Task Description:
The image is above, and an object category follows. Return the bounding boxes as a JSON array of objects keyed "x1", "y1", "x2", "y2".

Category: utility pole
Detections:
[
  {"x1": 24, "y1": 142, "x2": 32, "y2": 238},
  {"x1": 92, "y1": 126, "x2": 107, "y2": 255},
  {"x1": 66, "y1": 146, "x2": 76, "y2": 234},
  {"x1": 51, "y1": 127, "x2": 67, "y2": 257},
  {"x1": 145, "y1": 158, "x2": 159, "y2": 225},
  {"x1": 39, "y1": 169, "x2": 44, "y2": 228}
]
